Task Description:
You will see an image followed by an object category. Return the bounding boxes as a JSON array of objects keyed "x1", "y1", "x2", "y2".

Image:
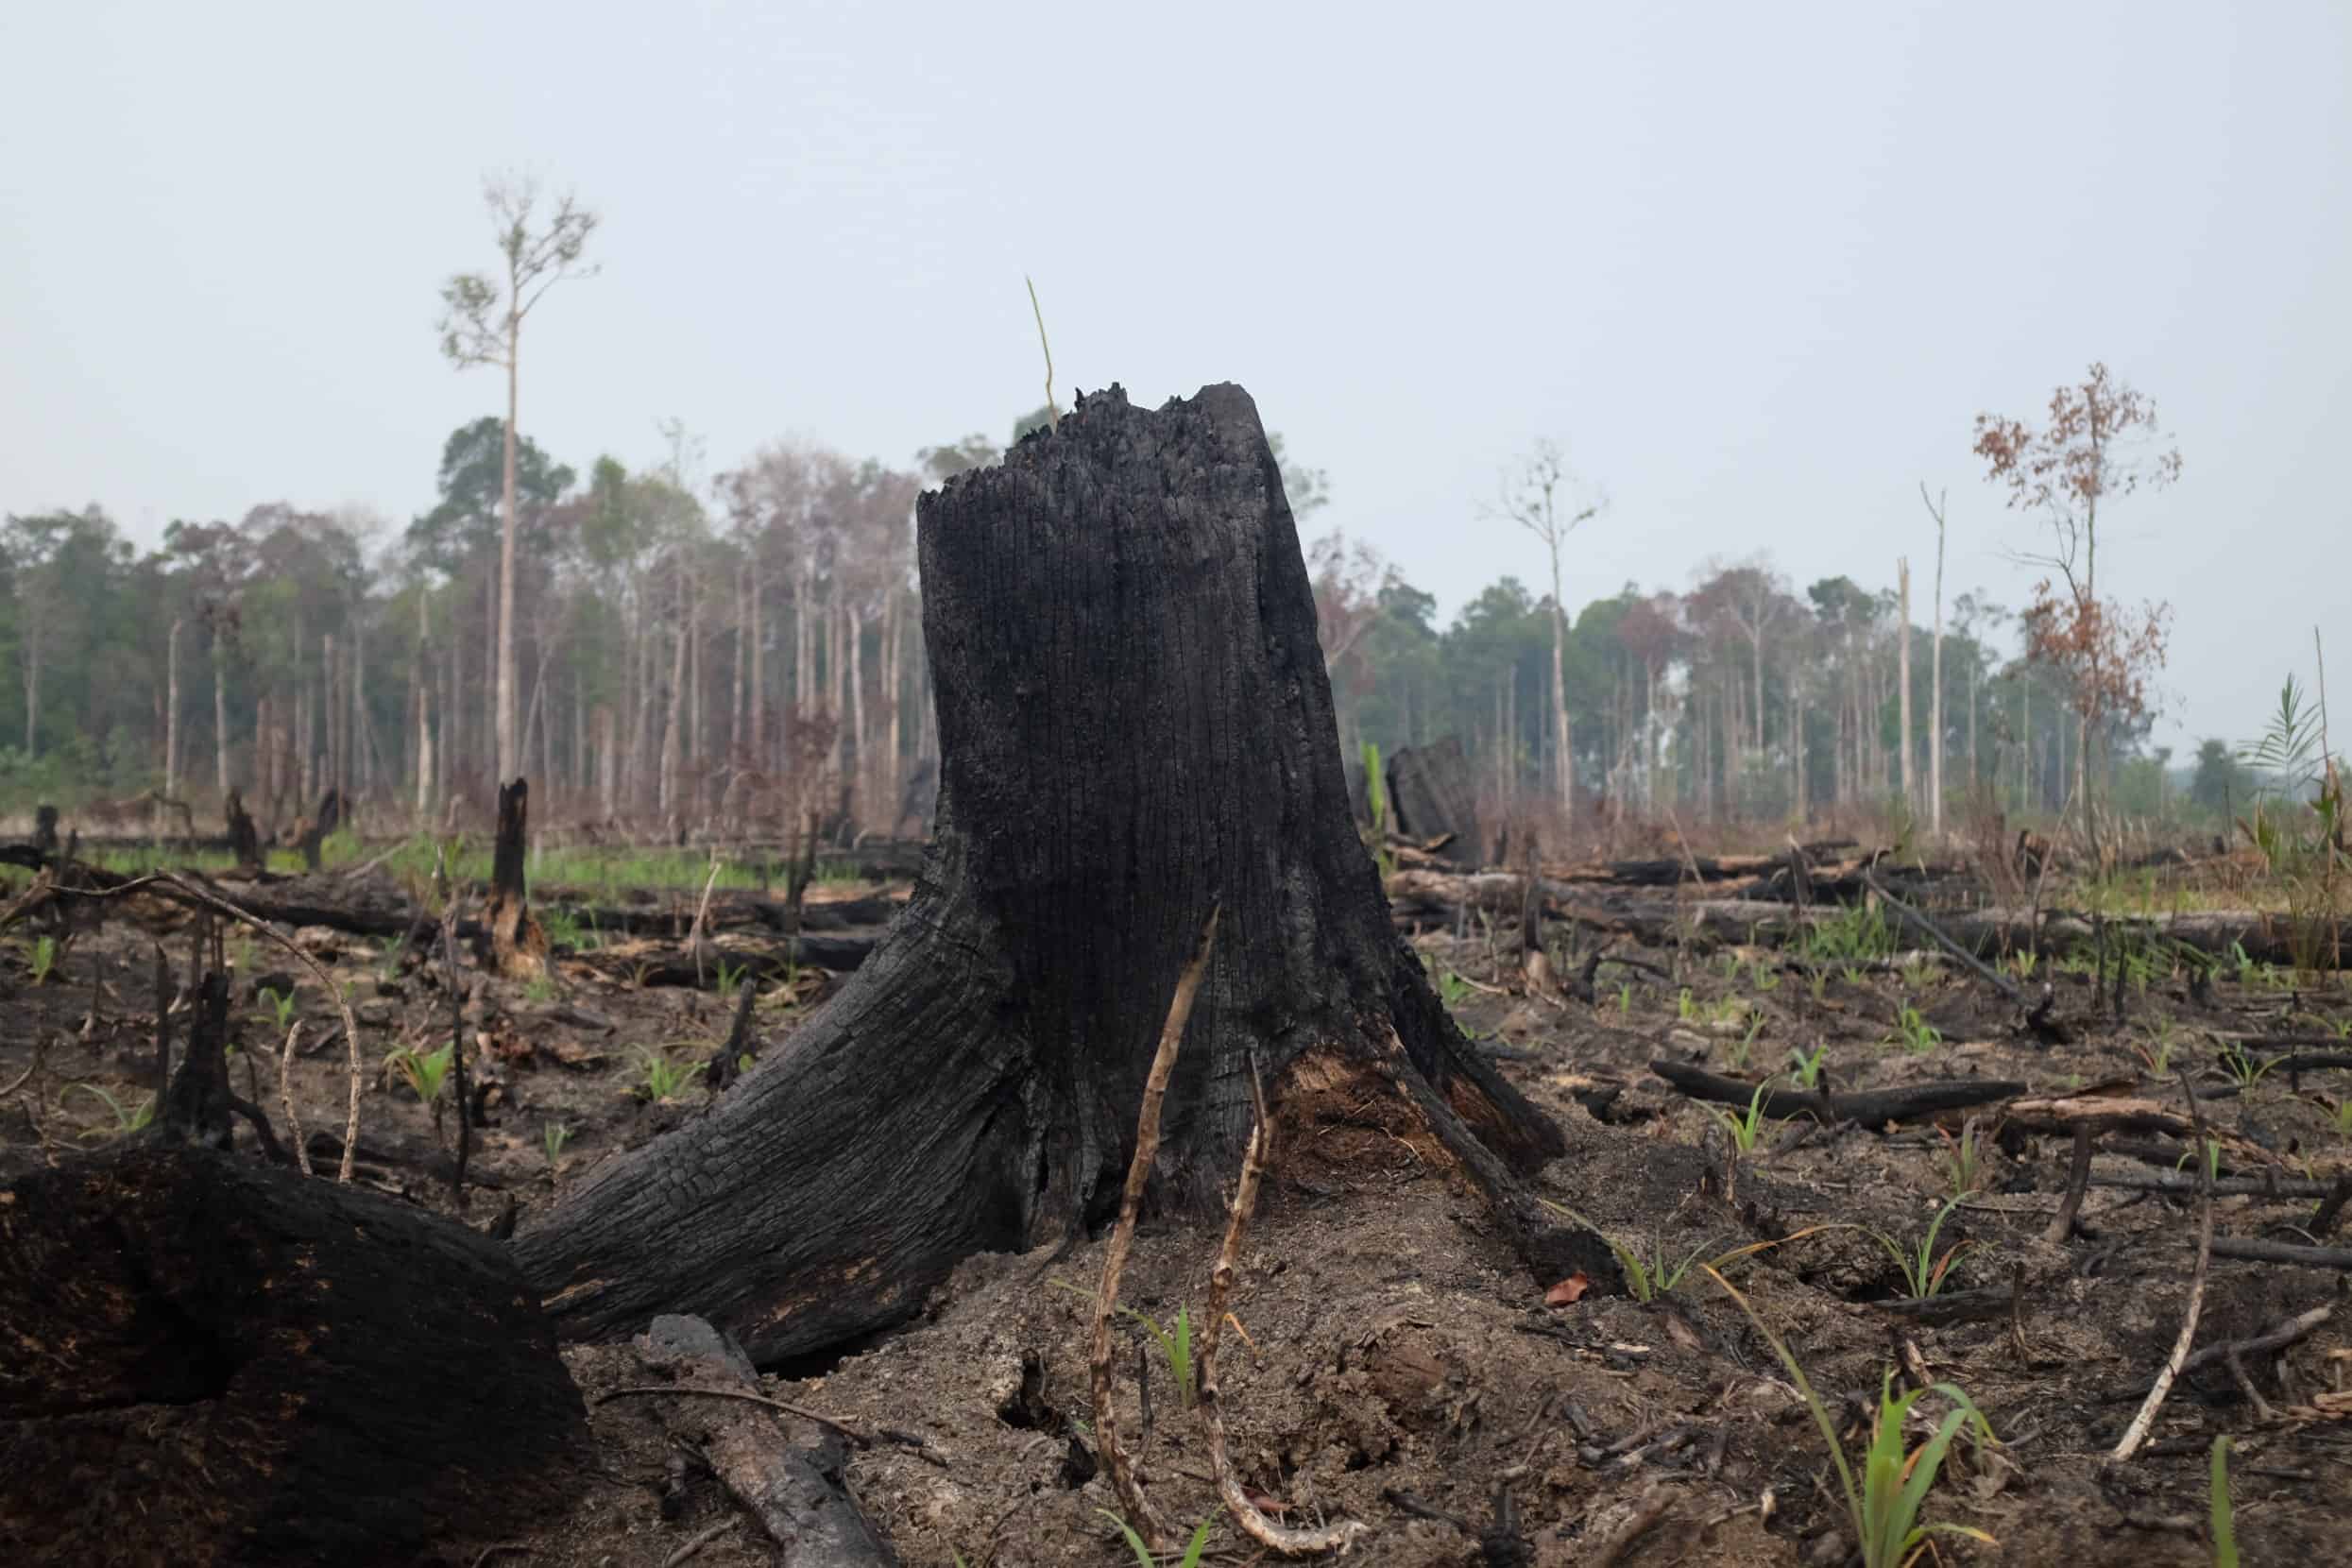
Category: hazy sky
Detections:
[{"x1": 6, "y1": 2, "x2": 2346, "y2": 750}]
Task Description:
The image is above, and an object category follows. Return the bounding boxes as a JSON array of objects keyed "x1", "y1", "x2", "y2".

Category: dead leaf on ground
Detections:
[{"x1": 1544, "y1": 1272, "x2": 1590, "y2": 1306}]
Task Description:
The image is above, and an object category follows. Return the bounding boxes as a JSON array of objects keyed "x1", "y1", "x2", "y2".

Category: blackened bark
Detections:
[
  {"x1": 1386, "y1": 737, "x2": 1484, "y2": 869},
  {"x1": 516, "y1": 383, "x2": 1568, "y2": 1363},
  {"x1": 482, "y1": 777, "x2": 547, "y2": 978},
  {"x1": 0, "y1": 1143, "x2": 586, "y2": 1566},
  {"x1": 294, "y1": 785, "x2": 346, "y2": 871},
  {"x1": 31, "y1": 805, "x2": 57, "y2": 854},
  {"x1": 225, "y1": 788, "x2": 261, "y2": 872}
]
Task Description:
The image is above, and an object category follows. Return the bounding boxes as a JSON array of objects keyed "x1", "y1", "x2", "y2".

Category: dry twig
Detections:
[
  {"x1": 593, "y1": 1384, "x2": 875, "y2": 1450},
  {"x1": 278, "y1": 1021, "x2": 313, "y2": 1178},
  {"x1": 2111, "y1": 1070, "x2": 2216, "y2": 1461},
  {"x1": 1088, "y1": 902, "x2": 1220, "y2": 1553},
  {"x1": 1197, "y1": 1053, "x2": 1368, "y2": 1555}
]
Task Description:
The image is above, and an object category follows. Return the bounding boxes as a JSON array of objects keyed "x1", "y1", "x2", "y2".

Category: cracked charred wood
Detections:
[
  {"x1": 515, "y1": 383, "x2": 1576, "y2": 1364},
  {"x1": 0, "y1": 1142, "x2": 587, "y2": 1566}
]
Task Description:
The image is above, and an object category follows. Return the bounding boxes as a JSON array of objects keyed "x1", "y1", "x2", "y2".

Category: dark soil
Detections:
[{"x1": 6, "y1": 866, "x2": 2350, "y2": 1565}]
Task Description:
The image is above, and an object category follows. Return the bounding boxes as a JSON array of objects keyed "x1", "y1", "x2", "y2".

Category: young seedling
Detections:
[
  {"x1": 1724, "y1": 1013, "x2": 1765, "y2": 1072},
  {"x1": 1677, "y1": 987, "x2": 1697, "y2": 1022},
  {"x1": 1868, "y1": 1199, "x2": 1975, "y2": 1299},
  {"x1": 1787, "y1": 1043, "x2": 1829, "y2": 1089},
  {"x1": 383, "y1": 1041, "x2": 456, "y2": 1143},
  {"x1": 634, "y1": 1046, "x2": 693, "y2": 1102},
  {"x1": 715, "y1": 958, "x2": 748, "y2": 1003},
  {"x1": 257, "y1": 985, "x2": 298, "y2": 1032},
  {"x1": 65, "y1": 1082, "x2": 156, "y2": 1138},
  {"x1": 28, "y1": 934, "x2": 57, "y2": 985},
  {"x1": 1099, "y1": 1511, "x2": 1213, "y2": 1568},
  {"x1": 543, "y1": 1120, "x2": 571, "y2": 1166},
  {"x1": 2219, "y1": 1044, "x2": 2280, "y2": 1091},
  {"x1": 1887, "y1": 1005, "x2": 1943, "y2": 1054},
  {"x1": 1617, "y1": 981, "x2": 1632, "y2": 1015},
  {"x1": 1545, "y1": 1200, "x2": 1820, "y2": 1304},
  {"x1": 1707, "y1": 1267, "x2": 1997, "y2": 1567},
  {"x1": 1051, "y1": 1280, "x2": 1196, "y2": 1406},
  {"x1": 2209, "y1": 1435, "x2": 2239, "y2": 1568},
  {"x1": 522, "y1": 973, "x2": 557, "y2": 1004},
  {"x1": 1935, "y1": 1117, "x2": 1985, "y2": 1199},
  {"x1": 1712, "y1": 1079, "x2": 1772, "y2": 1154}
]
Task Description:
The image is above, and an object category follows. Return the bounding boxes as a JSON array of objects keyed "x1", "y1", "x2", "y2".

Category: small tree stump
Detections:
[
  {"x1": 481, "y1": 778, "x2": 548, "y2": 979},
  {"x1": 1387, "y1": 737, "x2": 1483, "y2": 870},
  {"x1": 0, "y1": 1143, "x2": 588, "y2": 1566},
  {"x1": 225, "y1": 788, "x2": 262, "y2": 872}
]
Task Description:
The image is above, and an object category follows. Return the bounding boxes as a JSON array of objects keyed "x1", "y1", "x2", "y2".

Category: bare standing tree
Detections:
[
  {"x1": 1918, "y1": 486, "x2": 1951, "y2": 836},
  {"x1": 437, "y1": 174, "x2": 599, "y2": 782},
  {"x1": 1490, "y1": 441, "x2": 1602, "y2": 826}
]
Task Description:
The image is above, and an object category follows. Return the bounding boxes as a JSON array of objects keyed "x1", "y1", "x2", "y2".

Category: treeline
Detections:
[
  {"x1": 3, "y1": 411, "x2": 2187, "y2": 835},
  {"x1": 1313, "y1": 542, "x2": 2180, "y2": 830}
]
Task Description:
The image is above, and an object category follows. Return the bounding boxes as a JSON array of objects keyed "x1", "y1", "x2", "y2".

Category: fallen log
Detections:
[
  {"x1": 579, "y1": 931, "x2": 882, "y2": 987},
  {"x1": 1647, "y1": 1059, "x2": 2026, "y2": 1127},
  {"x1": 0, "y1": 1142, "x2": 587, "y2": 1565},
  {"x1": 1385, "y1": 877, "x2": 2352, "y2": 969},
  {"x1": 621, "y1": 1315, "x2": 899, "y2": 1565}
]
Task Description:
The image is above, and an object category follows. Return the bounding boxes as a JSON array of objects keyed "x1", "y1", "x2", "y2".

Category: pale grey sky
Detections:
[{"x1": 4, "y1": 1, "x2": 2345, "y2": 748}]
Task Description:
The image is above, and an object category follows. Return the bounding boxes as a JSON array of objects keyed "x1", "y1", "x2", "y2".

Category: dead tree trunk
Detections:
[
  {"x1": 0, "y1": 1142, "x2": 587, "y2": 1566},
  {"x1": 517, "y1": 384, "x2": 1573, "y2": 1362},
  {"x1": 225, "y1": 789, "x2": 261, "y2": 872},
  {"x1": 481, "y1": 778, "x2": 547, "y2": 979}
]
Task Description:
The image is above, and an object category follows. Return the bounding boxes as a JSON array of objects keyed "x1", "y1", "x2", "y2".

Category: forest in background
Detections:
[{"x1": 0, "y1": 395, "x2": 2251, "y2": 840}]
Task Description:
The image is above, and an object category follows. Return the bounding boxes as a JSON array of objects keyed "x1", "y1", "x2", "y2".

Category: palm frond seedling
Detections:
[
  {"x1": 1544, "y1": 1200, "x2": 1821, "y2": 1304},
  {"x1": 1887, "y1": 1005, "x2": 1942, "y2": 1054},
  {"x1": 1099, "y1": 1511, "x2": 1213, "y2": 1568},
  {"x1": 715, "y1": 957, "x2": 748, "y2": 1003},
  {"x1": 28, "y1": 934, "x2": 57, "y2": 984},
  {"x1": 1787, "y1": 1043, "x2": 1829, "y2": 1089},
  {"x1": 1724, "y1": 1013, "x2": 1765, "y2": 1072},
  {"x1": 1617, "y1": 981, "x2": 1632, "y2": 1015},
  {"x1": 1361, "y1": 741, "x2": 1396, "y2": 878},
  {"x1": 2219, "y1": 1044, "x2": 2280, "y2": 1090},
  {"x1": 1708, "y1": 1267, "x2": 1998, "y2": 1568},
  {"x1": 65, "y1": 1082, "x2": 156, "y2": 1138},
  {"x1": 1868, "y1": 1199, "x2": 1975, "y2": 1300},
  {"x1": 2209, "y1": 1436, "x2": 2239, "y2": 1567},
  {"x1": 1048, "y1": 1279, "x2": 1197, "y2": 1406},
  {"x1": 1712, "y1": 1079, "x2": 1773, "y2": 1154},
  {"x1": 543, "y1": 1120, "x2": 571, "y2": 1166},
  {"x1": 634, "y1": 1046, "x2": 693, "y2": 1102},
  {"x1": 1935, "y1": 1116, "x2": 1985, "y2": 1199},
  {"x1": 2010, "y1": 946, "x2": 2040, "y2": 980},
  {"x1": 1677, "y1": 987, "x2": 1697, "y2": 1022},
  {"x1": 2336, "y1": 1099, "x2": 2352, "y2": 1141},
  {"x1": 257, "y1": 985, "x2": 298, "y2": 1032},
  {"x1": 383, "y1": 1041, "x2": 455, "y2": 1106},
  {"x1": 1750, "y1": 959, "x2": 1781, "y2": 993}
]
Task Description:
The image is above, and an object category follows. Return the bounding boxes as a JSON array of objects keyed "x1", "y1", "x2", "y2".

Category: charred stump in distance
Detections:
[
  {"x1": 480, "y1": 778, "x2": 548, "y2": 979},
  {"x1": 225, "y1": 788, "x2": 262, "y2": 872},
  {"x1": 1386, "y1": 736, "x2": 1484, "y2": 870},
  {"x1": 295, "y1": 785, "x2": 347, "y2": 871},
  {"x1": 516, "y1": 383, "x2": 1575, "y2": 1363},
  {"x1": 0, "y1": 1143, "x2": 587, "y2": 1566}
]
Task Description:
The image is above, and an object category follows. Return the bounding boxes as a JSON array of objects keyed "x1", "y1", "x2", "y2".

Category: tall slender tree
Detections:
[
  {"x1": 437, "y1": 175, "x2": 599, "y2": 782},
  {"x1": 1491, "y1": 441, "x2": 1601, "y2": 826}
]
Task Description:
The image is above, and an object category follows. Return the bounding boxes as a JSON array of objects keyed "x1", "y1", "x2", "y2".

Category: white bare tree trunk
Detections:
[{"x1": 1897, "y1": 557, "x2": 1913, "y2": 811}]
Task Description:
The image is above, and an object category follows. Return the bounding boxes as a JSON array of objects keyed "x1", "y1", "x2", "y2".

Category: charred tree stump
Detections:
[
  {"x1": 225, "y1": 788, "x2": 262, "y2": 872},
  {"x1": 31, "y1": 805, "x2": 58, "y2": 855},
  {"x1": 480, "y1": 778, "x2": 549, "y2": 979},
  {"x1": 517, "y1": 384, "x2": 1574, "y2": 1362},
  {"x1": 294, "y1": 785, "x2": 347, "y2": 870},
  {"x1": 1386, "y1": 737, "x2": 1483, "y2": 870},
  {"x1": 0, "y1": 1142, "x2": 587, "y2": 1566}
]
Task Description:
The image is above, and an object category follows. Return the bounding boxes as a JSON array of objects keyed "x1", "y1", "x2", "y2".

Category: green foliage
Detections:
[
  {"x1": 633, "y1": 1046, "x2": 693, "y2": 1102},
  {"x1": 1935, "y1": 1117, "x2": 1985, "y2": 1199},
  {"x1": 543, "y1": 1121, "x2": 571, "y2": 1165},
  {"x1": 1868, "y1": 1200, "x2": 1975, "y2": 1299},
  {"x1": 1786, "y1": 1043, "x2": 1828, "y2": 1089},
  {"x1": 714, "y1": 958, "x2": 747, "y2": 1003},
  {"x1": 256, "y1": 985, "x2": 298, "y2": 1031},
  {"x1": 1709, "y1": 1268, "x2": 1997, "y2": 1568},
  {"x1": 1711, "y1": 1080, "x2": 1772, "y2": 1153},
  {"x1": 1806, "y1": 903, "x2": 1898, "y2": 965},
  {"x1": 1724, "y1": 1014, "x2": 1765, "y2": 1072},
  {"x1": 2219, "y1": 1044, "x2": 2280, "y2": 1090},
  {"x1": 383, "y1": 1042, "x2": 455, "y2": 1105},
  {"x1": 1887, "y1": 1005, "x2": 1943, "y2": 1054},
  {"x1": 1098, "y1": 1511, "x2": 1213, "y2": 1568},
  {"x1": 27, "y1": 934, "x2": 57, "y2": 985},
  {"x1": 1361, "y1": 741, "x2": 1395, "y2": 877},
  {"x1": 1677, "y1": 987, "x2": 1696, "y2": 1022},
  {"x1": 66, "y1": 1082, "x2": 155, "y2": 1137},
  {"x1": 1049, "y1": 1282, "x2": 1196, "y2": 1406},
  {"x1": 2209, "y1": 1436, "x2": 2238, "y2": 1567}
]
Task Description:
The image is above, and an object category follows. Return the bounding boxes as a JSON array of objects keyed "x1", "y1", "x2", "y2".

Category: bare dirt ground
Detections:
[{"x1": 4, "y1": 857, "x2": 2349, "y2": 1566}]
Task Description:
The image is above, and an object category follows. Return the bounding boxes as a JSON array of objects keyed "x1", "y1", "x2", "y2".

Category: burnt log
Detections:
[
  {"x1": 1385, "y1": 737, "x2": 1482, "y2": 870},
  {"x1": 0, "y1": 1142, "x2": 587, "y2": 1566},
  {"x1": 516, "y1": 383, "x2": 1573, "y2": 1363},
  {"x1": 1647, "y1": 1059, "x2": 2026, "y2": 1127}
]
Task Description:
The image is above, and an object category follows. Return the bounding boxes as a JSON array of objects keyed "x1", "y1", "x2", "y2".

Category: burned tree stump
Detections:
[
  {"x1": 294, "y1": 784, "x2": 347, "y2": 870},
  {"x1": 518, "y1": 383, "x2": 1574, "y2": 1363},
  {"x1": 480, "y1": 778, "x2": 548, "y2": 979},
  {"x1": 225, "y1": 788, "x2": 262, "y2": 872},
  {"x1": 1386, "y1": 737, "x2": 1483, "y2": 870},
  {"x1": 31, "y1": 805, "x2": 57, "y2": 855},
  {"x1": 0, "y1": 1143, "x2": 588, "y2": 1566}
]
